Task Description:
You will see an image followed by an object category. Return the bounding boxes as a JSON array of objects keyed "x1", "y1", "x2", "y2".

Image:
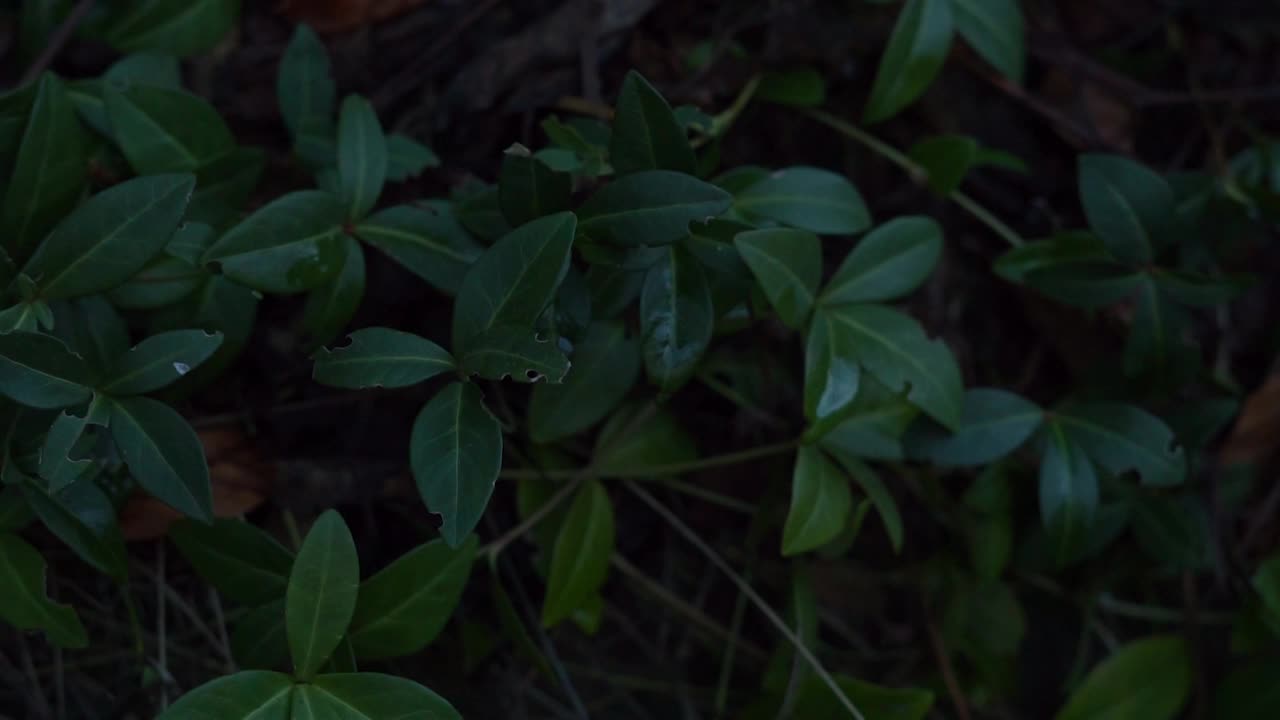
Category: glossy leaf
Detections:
[
  {"x1": 355, "y1": 204, "x2": 482, "y2": 295},
  {"x1": 300, "y1": 235, "x2": 366, "y2": 350},
  {"x1": 815, "y1": 379, "x2": 918, "y2": 458},
  {"x1": 499, "y1": 145, "x2": 571, "y2": 226},
  {"x1": 451, "y1": 212, "x2": 576, "y2": 350},
  {"x1": 410, "y1": 382, "x2": 503, "y2": 548},
  {"x1": 783, "y1": 447, "x2": 852, "y2": 555},
  {"x1": 1056, "y1": 635, "x2": 1190, "y2": 720},
  {"x1": 0, "y1": 332, "x2": 94, "y2": 409},
  {"x1": 822, "y1": 304, "x2": 963, "y2": 429},
  {"x1": 906, "y1": 388, "x2": 1043, "y2": 466},
  {"x1": 1055, "y1": 403, "x2": 1186, "y2": 487},
  {"x1": 170, "y1": 518, "x2": 295, "y2": 606},
  {"x1": 337, "y1": 95, "x2": 387, "y2": 220},
  {"x1": 1039, "y1": 425, "x2": 1098, "y2": 559},
  {"x1": 156, "y1": 671, "x2": 293, "y2": 720},
  {"x1": 313, "y1": 327, "x2": 454, "y2": 389},
  {"x1": 385, "y1": 134, "x2": 440, "y2": 181},
  {"x1": 109, "y1": 395, "x2": 212, "y2": 522},
  {"x1": 734, "y1": 228, "x2": 821, "y2": 328},
  {"x1": 864, "y1": 0, "x2": 954, "y2": 124},
  {"x1": 951, "y1": 0, "x2": 1025, "y2": 82},
  {"x1": 578, "y1": 171, "x2": 732, "y2": 246},
  {"x1": 529, "y1": 322, "x2": 641, "y2": 443},
  {"x1": 348, "y1": 536, "x2": 476, "y2": 660},
  {"x1": 287, "y1": 510, "x2": 360, "y2": 679},
  {"x1": 1, "y1": 74, "x2": 88, "y2": 262},
  {"x1": 908, "y1": 135, "x2": 977, "y2": 194},
  {"x1": 543, "y1": 480, "x2": 615, "y2": 627},
  {"x1": 804, "y1": 308, "x2": 861, "y2": 437},
  {"x1": 459, "y1": 325, "x2": 570, "y2": 383},
  {"x1": 104, "y1": 84, "x2": 235, "y2": 173},
  {"x1": 1078, "y1": 154, "x2": 1176, "y2": 265},
  {"x1": 822, "y1": 216, "x2": 943, "y2": 304},
  {"x1": 147, "y1": 276, "x2": 259, "y2": 393},
  {"x1": 736, "y1": 167, "x2": 871, "y2": 235},
  {"x1": 103, "y1": 0, "x2": 240, "y2": 57},
  {"x1": 278, "y1": 24, "x2": 334, "y2": 137},
  {"x1": 101, "y1": 330, "x2": 224, "y2": 395},
  {"x1": 0, "y1": 533, "x2": 88, "y2": 648},
  {"x1": 610, "y1": 70, "x2": 696, "y2": 175},
  {"x1": 640, "y1": 245, "x2": 714, "y2": 394},
  {"x1": 204, "y1": 190, "x2": 347, "y2": 294},
  {"x1": 292, "y1": 673, "x2": 460, "y2": 720},
  {"x1": 22, "y1": 174, "x2": 195, "y2": 300}
]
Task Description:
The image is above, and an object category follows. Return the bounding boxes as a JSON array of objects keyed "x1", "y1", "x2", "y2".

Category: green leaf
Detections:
[
  {"x1": 499, "y1": 145, "x2": 571, "y2": 226},
  {"x1": 104, "y1": 52, "x2": 183, "y2": 88},
  {"x1": 734, "y1": 228, "x2": 821, "y2": 328},
  {"x1": 101, "y1": 330, "x2": 224, "y2": 395},
  {"x1": 103, "y1": 0, "x2": 240, "y2": 57},
  {"x1": 813, "y1": 379, "x2": 917, "y2": 458},
  {"x1": 287, "y1": 509, "x2": 360, "y2": 679},
  {"x1": 455, "y1": 184, "x2": 511, "y2": 241},
  {"x1": 336, "y1": 95, "x2": 387, "y2": 221},
  {"x1": 278, "y1": 24, "x2": 334, "y2": 137},
  {"x1": 451, "y1": 212, "x2": 576, "y2": 350},
  {"x1": 187, "y1": 147, "x2": 267, "y2": 228},
  {"x1": 355, "y1": 203, "x2": 482, "y2": 295},
  {"x1": 1039, "y1": 424, "x2": 1098, "y2": 559},
  {"x1": 459, "y1": 325, "x2": 570, "y2": 383},
  {"x1": 828, "y1": 449, "x2": 904, "y2": 552},
  {"x1": 231, "y1": 600, "x2": 289, "y2": 670},
  {"x1": 291, "y1": 673, "x2": 460, "y2": 720},
  {"x1": 300, "y1": 235, "x2": 366, "y2": 350},
  {"x1": 789, "y1": 674, "x2": 933, "y2": 720},
  {"x1": 157, "y1": 671, "x2": 293, "y2": 720},
  {"x1": 783, "y1": 446, "x2": 852, "y2": 555},
  {"x1": 385, "y1": 134, "x2": 439, "y2": 181},
  {"x1": 104, "y1": 84, "x2": 235, "y2": 173},
  {"x1": 951, "y1": 0, "x2": 1025, "y2": 82},
  {"x1": 22, "y1": 173, "x2": 195, "y2": 300},
  {"x1": 1214, "y1": 661, "x2": 1280, "y2": 720},
  {"x1": 23, "y1": 478, "x2": 129, "y2": 580},
  {"x1": 1055, "y1": 403, "x2": 1186, "y2": 487},
  {"x1": 1123, "y1": 275, "x2": 1188, "y2": 376},
  {"x1": 147, "y1": 276, "x2": 259, "y2": 394},
  {"x1": 313, "y1": 327, "x2": 454, "y2": 389},
  {"x1": 410, "y1": 383, "x2": 502, "y2": 548},
  {"x1": 864, "y1": 0, "x2": 954, "y2": 124},
  {"x1": 108, "y1": 395, "x2": 212, "y2": 521},
  {"x1": 0, "y1": 332, "x2": 94, "y2": 409},
  {"x1": 1132, "y1": 493, "x2": 1211, "y2": 570},
  {"x1": 1024, "y1": 261, "x2": 1143, "y2": 310},
  {"x1": 994, "y1": 231, "x2": 1113, "y2": 283},
  {"x1": 907, "y1": 134, "x2": 977, "y2": 194},
  {"x1": 609, "y1": 70, "x2": 696, "y2": 176},
  {"x1": 822, "y1": 216, "x2": 942, "y2": 304},
  {"x1": 1078, "y1": 154, "x2": 1176, "y2": 265},
  {"x1": 736, "y1": 167, "x2": 871, "y2": 235},
  {"x1": 1152, "y1": 268, "x2": 1252, "y2": 307},
  {"x1": 1, "y1": 74, "x2": 88, "y2": 262},
  {"x1": 804, "y1": 310, "x2": 861, "y2": 438},
  {"x1": 594, "y1": 404, "x2": 698, "y2": 476},
  {"x1": 203, "y1": 190, "x2": 347, "y2": 294},
  {"x1": 1056, "y1": 635, "x2": 1190, "y2": 720},
  {"x1": 38, "y1": 406, "x2": 101, "y2": 492},
  {"x1": 578, "y1": 171, "x2": 732, "y2": 246},
  {"x1": 543, "y1": 479, "x2": 615, "y2": 627},
  {"x1": 348, "y1": 536, "x2": 476, "y2": 660},
  {"x1": 755, "y1": 68, "x2": 827, "y2": 108},
  {"x1": 0, "y1": 485, "x2": 34, "y2": 532},
  {"x1": 529, "y1": 322, "x2": 640, "y2": 443},
  {"x1": 822, "y1": 304, "x2": 963, "y2": 429},
  {"x1": 641, "y1": 245, "x2": 714, "y2": 394},
  {"x1": 107, "y1": 255, "x2": 205, "y2": 310},
  {"x1": 906, "y1": 388, "x2": 1043, "y2": 466},
  {"x1": 0, "y1": 533, "x2": 87, "y2": 648},
  {"x1": 170, "y1": 518, "x2": 295, "y2": 606}
]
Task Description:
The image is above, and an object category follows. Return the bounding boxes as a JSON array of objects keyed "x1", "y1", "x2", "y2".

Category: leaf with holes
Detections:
[
  {"x1": 459, "y1": 325, "x2": 570, "y2": 383},
  {"x1": 1055, "y1": 403, "x2": 1186, "y2": 487},
  {"x1": 0, "y1": 332, "x2": 95, "y2": 409},
  {"x1": 529, "y1": 322, "x2": 641, "y2": 444},
  {"x1": 640, "y1": 245, "x2": 714, "y2": 394},
  {"x1": 313, "y1": 327, "x2": 454, "y2": 389},
  {"x1": 0, "y1": 533, "x2": 88, "y2": 648},
  {"x1": 578, "y1": 171, "x2": 731, "y2": 247}
]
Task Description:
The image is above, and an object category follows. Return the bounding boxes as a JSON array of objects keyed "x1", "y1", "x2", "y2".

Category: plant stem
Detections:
[
  {"x1": 799, "y1": 108, "x2": 1025, "y2": 248},
  {"x1": 480, "y1": 475, "x2": 584, "y2": 558},
  {"x1": 499, "y1": 439, "x2": 798, "y2": 481}
]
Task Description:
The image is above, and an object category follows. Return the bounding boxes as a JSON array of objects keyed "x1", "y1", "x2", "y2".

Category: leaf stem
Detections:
[
  {"x1": 799, "y1": 108, "x2": 1025, "y2": 248},
  {"x1": 498, "y1": 439, "x2": 797, "y2": 480}
]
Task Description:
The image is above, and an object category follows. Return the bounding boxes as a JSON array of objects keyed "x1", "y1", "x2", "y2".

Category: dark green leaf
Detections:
[
  {"x1": 287, "y1": 509, "x2": 360, "y2": 679},
  {"x1": 104, "y1": 84, "x2": 235, "y2": 173},
  {"x1": 293, "y1": 673, "x2": 460, "y2": 720},
  {"x1": 993, "y1": 231, "x2": 1112, "y2": 284},
  {"x1": 452, "y1": 212, "x2": 576, "y2": 350},
  {"x1": 783, "y1": 446, "x2": 852, "y2": 555},
  {"x1": 907, "y1": 135, "x2": 977, "y2": 194},
  {"x1": 734, "y1": 228, "x2": 821, "y2": 328},
  {"x1": 828, "y1": 449, "x2": 904, "y2": 552},
  {"x1": 203, "y1": 190, "x2": 347, "y2": 294},
  {"x1": 906, "y1": 388, "x2": 1042, "y2": 466},
  {"x1": 543, "y1": 479, "x2": 615, "y2": 627},
  {"x1": 49, "y1": 294, "x2": 131, "y2": 374},
  {"x1": 0, "y1": 332, "x2": 94, "y2": 409},
  {"x1": 231, "y1": 600, "x2": 289, "y2": 670},
  {"x1": 104, "y1": 52, "x2": 183, "y2": 88},
  {"x1": 385, "y1": 134, "x2": 439, "y2": 181},
  {"x1": 1124, "y1": 275, "x2": 1188, "y2": 376},
  {"x1": 313, "y1": 327, "x2": 454, "y2": 389},
  {"x1": 815, "y1": 378, "x2": 918, "y2": 458},
  {"x1": 1132, "y1": 493, "x2": 1211, "y2": 570},
  {"x1": 951, "y1": 0, "x2": 1025, "y2": 82},
  {"x1": 410, "y1": 383, "x2": 502, "y2": 548},
  {"x1": 187, "y1": 147, "x2": 267, "y2": 228},
  {"x1": 609, "y1": 70, "x2": 696, "y2": 175},
  {"x1": 499, "y1": 145, "x2": 571, "y2": 226},
  {"x1": 103, "y1": 0, "x2": 240, "y2": 57},
  {"x1": 804, "y1": 309, "x2": 861, "y2": 437},
  {"x1": 864, "y1": 0, "x2": 954, "y2": 123},
  {"x1": 755, "y1": 68, "x2": 827, "y2": 108},
  {"x1": 455, "y1": 184, "x2": 511, "y2": 241},
  {"x1": 109, "y1": 395, "x2": 212, "y2": 521},
  {"x1": 156, "y1": 671, "x2": 293, "y2": 720},
  {"x1": 822, "y1": 216, "x2": 942, "y2": 304},
  {"x1": 277, "y1": 24, "x2": 334, "y2": 137},
  {"x1": 38, "y1": 406, "x2": 101, "y2": 492},
  {"x1": 1214, "y1": 661, "x2": 1280, "y2": 720},
  {"x1": 529, "y1": 322, "x2": 640, "y2": 443},
  {"x1": 586, "y1": 265, "x2": 645, "y2": 318},
  {"x1": 23, "y1": 479, "x2": 129, "y2": 580},
  {"x1": 1039, "y1": 424, "x2": 1098, "y2": 560},
  {"x1": 1152, "y1": 268, "x2": 1251, "y2": 307},
  {"x1": 1055, "y1": 403, "x2": 1186, "y2": 487},
  {"x1": 943, "y1": 579, "x2": 1025, "y2": 658},
  {"x1": 1024, "y1": 261, "x2": 1142, "y2": 309},
  {"x1": 641, "y1": 245, "x2": 714, "y2": 394},
  {"x1": 0, "y1": 533, "x2": 87, "y2": 648},
  {"x1": 1078, "y1": 154, "x2": 1176, "y2": 265},
  {"x1": 101, "y1": 330, "x2": 224, "y2": 395},
  {"x1": 0, "y1": 486, "x2": 34, "y2": 532},
  {"x1": 22, "y1": 174, "x2": 195, "y2": 300},
  {"x1": 593, "y1": 404, "x2": 697, "y2": 476},
  {"x1": 459, "y1": 325, "x2": 570, "y2": 383},
  {"x1": 736, "y1": 167, "x2": 870, "y2": 235},
  {"x1": 300, "y1": 235, "x2": 365, "y2": 350},
  {"x1": 355, "y1": 203, "x2": 481, "y2": 295},
  {"x1": 1056, "y1": 635, "x2": 1190, "y2": 720},
  {"x1": 578, "y1": 171, "x2": 731, "y2": 246},
  {"x1": 170, "y1": 518, "x2": 295, "y2": 606},
  {"x1": 107, "y1": 255, "x2": 205, "y2": 310},
  {"x1": 336, "y1": 95, "x2": 387, "y2": 221}
]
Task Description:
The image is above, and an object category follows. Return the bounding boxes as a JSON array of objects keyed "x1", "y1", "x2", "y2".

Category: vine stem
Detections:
[
  {"x1": 799, "y1": 108, "x2": 1025, "y2": 249},
  {"x1": 625, "y1": 481, "x2": 866, "y2": 720},
  {"x1": 497, "y1": 439, "x2": 798, "y2": 481}
]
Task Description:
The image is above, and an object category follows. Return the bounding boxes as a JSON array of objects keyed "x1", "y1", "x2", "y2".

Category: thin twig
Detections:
[
  {"x1": 20, "y1": 0, "x2": 96, "y2": 86},
  {"x1": 924, "y1": 612, "x2": 971, "y2": 720},
  {"x1": 499, "y1": 439, "x2": 798, "y2": 480}
]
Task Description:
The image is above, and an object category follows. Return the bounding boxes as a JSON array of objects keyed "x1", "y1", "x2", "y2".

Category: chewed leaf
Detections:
[
  {"x1": 459, "y1": 325, "x2": 571, "y2": 383},
  {"x1": 313, "y1": 327, "x2": 454, "y2": 389}
]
